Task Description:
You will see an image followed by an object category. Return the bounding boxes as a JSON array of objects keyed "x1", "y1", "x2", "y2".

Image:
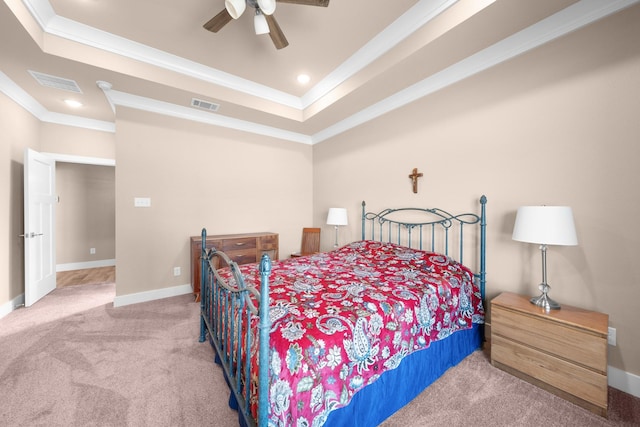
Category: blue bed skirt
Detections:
[
  {"x1": 323, "y1": 323, "x2": 482, "y2": 426},
  {"x1": 219, "y1": 323, "x2": 482, "y2": 427}
]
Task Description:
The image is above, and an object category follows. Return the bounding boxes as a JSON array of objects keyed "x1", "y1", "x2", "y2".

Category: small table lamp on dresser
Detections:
[{"x1": 512, "y1": 205, "x2": 578, "y2": 311}]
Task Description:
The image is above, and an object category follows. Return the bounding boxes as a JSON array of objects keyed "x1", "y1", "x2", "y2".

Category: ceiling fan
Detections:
[{"x1": 203, "y1": 0, "x2": 330, "y2": 50}]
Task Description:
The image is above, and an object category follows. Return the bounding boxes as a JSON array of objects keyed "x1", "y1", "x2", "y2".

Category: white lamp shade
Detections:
[
  {"x1": 254, "y1": 10, "x2": 269, "y2": 35},
  {"x1": 225, "y1": 0, "x2": 246, "y2": 19},
  {"x1": 327, "y1": 208, "x2": 348, "y2": 226},
  {"x1": 512, "y1": 206, "x2": 578, "y2": 246},
  {"x1": 257, "y1": 0, "x2": 276, "y2": 15}
]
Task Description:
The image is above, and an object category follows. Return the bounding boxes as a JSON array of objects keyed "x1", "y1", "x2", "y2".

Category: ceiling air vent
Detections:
[
  {"x1": 28, "y1": 70, "x2": 82, "y2": 93},
  {"x1": 191, "y1": 98, "x2": 220, "y2": 112}
]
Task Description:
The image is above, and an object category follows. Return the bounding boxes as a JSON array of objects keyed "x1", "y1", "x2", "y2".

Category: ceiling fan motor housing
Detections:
[{"x1": 207, "y1": 0, "x2": 329, "y2": 49}]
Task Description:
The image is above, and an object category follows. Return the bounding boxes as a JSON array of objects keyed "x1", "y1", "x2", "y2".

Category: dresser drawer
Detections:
[
  {"x1": 225, "y1": 248, "x2": 257, "y2": 265},
  {"x1": 204, "y1": 239, "x2": 223, "y2": 250},
  {"x1": 492, "y1": 306, "x2": 606, "y2": 372},
  {"x1": 260, "y1": 235, "x2": 278, "y2": 250},
  {"x1": 492, "y1": 334, "x2": 607, "y2": 409},
  {"x1": 223, "y1": 238, "x2": 257, "y2": 252}
]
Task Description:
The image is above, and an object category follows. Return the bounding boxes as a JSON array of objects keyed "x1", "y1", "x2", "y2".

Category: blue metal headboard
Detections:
[{"x1": 361, "y1": 196, "x2": 487, "y2": 300}]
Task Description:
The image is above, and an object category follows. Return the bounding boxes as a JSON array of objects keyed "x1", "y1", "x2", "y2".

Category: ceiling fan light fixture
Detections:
[
  {"x1": 254, "y1": 9, "x2": 269, "y2": 35},
  {"x1": 225, "y1": 0, "x2": 246, "y2": 19},
  {"x1": 257, "y1": 0, "x2": 276, "y2": 15}
]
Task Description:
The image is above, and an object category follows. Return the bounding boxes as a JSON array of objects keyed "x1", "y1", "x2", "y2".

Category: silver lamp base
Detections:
[{"x1": 530, "y1": 283, "x2": 560, "y2": 311}]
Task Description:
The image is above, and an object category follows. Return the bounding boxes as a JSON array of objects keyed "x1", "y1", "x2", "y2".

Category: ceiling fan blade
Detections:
[
  {"x1": 265, "y1": 15, "x2": 289, "y2": 49},
  {"x1": 276, "y1": 0, "x2": 329, "y2": 6},
  {"x1": 203, "y1": 9, "x2": 233, "y2": 33}
]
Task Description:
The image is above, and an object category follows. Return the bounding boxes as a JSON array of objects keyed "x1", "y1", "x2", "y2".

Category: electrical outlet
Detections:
[
  {"x1": 90, "y1": 248, "x2": 96, "y2": 254},
  {"x1": 608, "y1": 327, "x2": 616, "y2": 346},
  {"x1": 173, "y1": 267, "x2": 181, "y2": 277}
]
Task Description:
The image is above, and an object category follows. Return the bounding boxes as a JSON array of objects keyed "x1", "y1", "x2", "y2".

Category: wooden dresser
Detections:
[
  {"x1": 490, "y1": 292, "x2": 608, "y2": 417},
  {"x1": 190, "y1": 232, "x2": 278, "y2": 301}
]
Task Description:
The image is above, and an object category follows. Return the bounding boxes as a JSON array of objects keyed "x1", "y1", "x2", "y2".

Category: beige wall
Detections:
[
  {"x1": 114, "y1": 108, "x2": 313, "y2": 297},
  {"x1": 56, "y1": 163, "x2": 115, "y2": 264},
  {"x1": 314, "y1": 8, "x2": 640, "y2": 377},
  {"x1": 40, "y1": 122, "x2": 116, "y2": 160},
  {"x1": 0, "y1": 92, "x2": 40, "y2": 306}
]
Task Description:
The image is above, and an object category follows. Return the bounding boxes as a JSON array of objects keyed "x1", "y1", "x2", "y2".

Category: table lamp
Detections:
[
  {"x1": 512, "y1": 205, "x2": 578, "y2": 311},
  {"x1": 326, "y1": 208, "x2": 348, "y2": 247}
]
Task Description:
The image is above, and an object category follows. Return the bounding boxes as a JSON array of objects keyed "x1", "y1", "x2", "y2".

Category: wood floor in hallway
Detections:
[{"x1": 56, "y1": 266, "x2": 115, "y2": 288}]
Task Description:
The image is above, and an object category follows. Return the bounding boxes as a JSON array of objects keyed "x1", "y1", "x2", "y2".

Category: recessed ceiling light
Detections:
[
  {"x1": 64, "y1": 99, "x2": 83, "y2": 108},
  {"x1": 297, "y1": 74, "x2": 310, "y2": 85}
]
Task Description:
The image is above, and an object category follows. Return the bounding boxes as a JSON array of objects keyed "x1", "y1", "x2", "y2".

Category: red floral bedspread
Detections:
[{"x1": 217, "y1": 240, "x2": 484, "y2": 426}]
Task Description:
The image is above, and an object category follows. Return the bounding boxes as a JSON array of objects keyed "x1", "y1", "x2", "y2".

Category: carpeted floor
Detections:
[
  {"x1": 381, "y1": 348, "x2": 640, "y2": 426},
  {"x1": 0, "y1": 282, "x2": 236, "y2": 426},
  {"x1": 1, "y1": 281, "x2": 638, "y2": 426}
]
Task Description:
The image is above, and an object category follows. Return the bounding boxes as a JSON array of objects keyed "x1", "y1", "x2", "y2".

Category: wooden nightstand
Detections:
[{"x1": 490, "y1": 292, "x2": 608, "y2": 417}]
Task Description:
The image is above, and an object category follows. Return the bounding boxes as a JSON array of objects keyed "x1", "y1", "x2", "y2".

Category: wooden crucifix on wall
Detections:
[{"x1": 409, "y1": 168, "x2": 423, "y2": 193}]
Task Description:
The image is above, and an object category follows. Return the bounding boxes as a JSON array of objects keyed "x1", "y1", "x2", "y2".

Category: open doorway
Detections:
[{"x1": 51, "y1": 155, "x2": 115, "y2": 289}]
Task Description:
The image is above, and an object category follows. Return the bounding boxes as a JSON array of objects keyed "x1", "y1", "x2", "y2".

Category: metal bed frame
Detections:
[
  {"x1": 199, "y1": 196, "x2": 487, "y2": 427},
  {"x1": 361, "y1": 195, "x2": 487, "y2": 299}
]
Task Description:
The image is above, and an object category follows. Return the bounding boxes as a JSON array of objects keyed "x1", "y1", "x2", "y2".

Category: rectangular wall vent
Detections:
[
  {"x1": 29, "y1": 70, "x2": 82, "y2": 93},
  {"x1": 191, "y1": 98, "x2": 220, "y2": 112}
]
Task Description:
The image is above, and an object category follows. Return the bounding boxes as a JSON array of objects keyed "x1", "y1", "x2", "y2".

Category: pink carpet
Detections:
[{"x1": 1, "y1": 282, "x2": 638, "y2": 426}]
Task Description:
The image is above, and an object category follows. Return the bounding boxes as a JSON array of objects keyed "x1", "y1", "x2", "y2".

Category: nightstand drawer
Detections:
[
  {"x1": 492, "y1": 306, "x2": 607, "y2": 372},
  {"x1": 490, "y1": 292, "x2": 608, "y2": 417},
  {"x1": 492, "y1": 335, "x2": 607, "y2": 409}
]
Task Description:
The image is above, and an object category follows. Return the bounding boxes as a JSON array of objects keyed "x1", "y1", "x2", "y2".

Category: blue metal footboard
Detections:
[{"x1": 198, "y1": 228, "x2": 271, "y2": 427}]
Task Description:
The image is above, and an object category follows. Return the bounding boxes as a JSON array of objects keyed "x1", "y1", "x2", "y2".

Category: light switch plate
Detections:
[{"x1": 134, "y1": 197, "x2": 151, "y2": 208}]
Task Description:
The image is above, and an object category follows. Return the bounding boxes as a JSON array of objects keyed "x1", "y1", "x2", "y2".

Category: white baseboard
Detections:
[
  {"x1": 1, "y1": 282, "x2": 192, "y2": 319},
  {"x1": 609, "y1": 365, "x2": 640, "y2": 398},
  {"x1": 56, "y1": 259, "x2": 116, "y2": 272},
  {"x1": 0, "y1": 293, "x2": 25, "y2": 320},
  {"x1": 112, "y1": 283, "x2": 193, "y2": 308}
]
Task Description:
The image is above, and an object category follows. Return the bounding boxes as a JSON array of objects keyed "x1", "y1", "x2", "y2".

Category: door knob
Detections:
[{"x1": 18, "y1": 232, "x2": 44, "y2": 238}]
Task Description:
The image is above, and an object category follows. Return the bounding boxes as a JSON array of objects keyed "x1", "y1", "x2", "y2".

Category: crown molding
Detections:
[
  {"x1": 99, "y1": 85, "x2": 313, "y2": 145},
  {"x1": 21, "y1": 0, "x2": 459, "y2": 113},
  {"x1": 43, "y1": 14, "x2": 302, "y2": 110},
  {"x1": 0, "y1": 71, "x2": 115, "y2": 133},
  {"x1": 6, "y1": 0, "x2": 639, "y2": 143},
  {"x1": 311, "y1": 0, "x2": 640, "y2": 144},
  {"x1": 300, "y1": 0, "x2": 458, "y2": 109}
]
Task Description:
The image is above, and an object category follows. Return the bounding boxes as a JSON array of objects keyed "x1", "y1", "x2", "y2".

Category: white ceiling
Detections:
[{"x1": 1, "y1": 0, "x2": 637, "y2": 144}]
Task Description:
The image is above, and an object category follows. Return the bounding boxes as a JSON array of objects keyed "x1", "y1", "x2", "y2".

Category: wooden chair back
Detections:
[{"x1": 300, "y1": 227, "x2": 321, "y2": 255}]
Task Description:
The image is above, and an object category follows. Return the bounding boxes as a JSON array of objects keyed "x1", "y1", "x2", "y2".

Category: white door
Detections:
[{"x1": 23, "y1": 148, "x2": 56, "y2": 306}]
